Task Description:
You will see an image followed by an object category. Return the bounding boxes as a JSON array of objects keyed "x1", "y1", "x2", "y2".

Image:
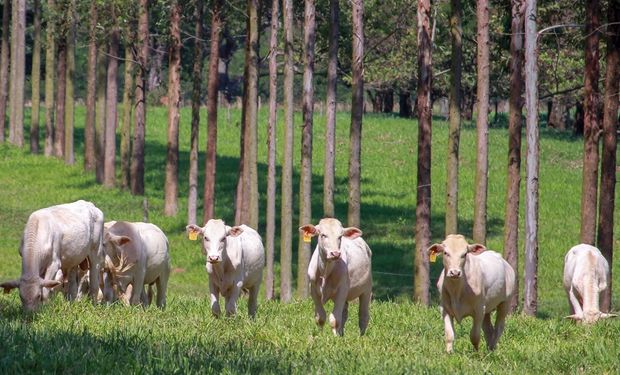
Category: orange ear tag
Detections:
[
  {"x1": 430, "y1": 253, "x2": 437, "y2": 263},
  {"x1": 303, "y1": 232, "x2": 312, "y2": 243},
  {"x1": 188, "y1": 231, "x2": 198, "y2": 241}
]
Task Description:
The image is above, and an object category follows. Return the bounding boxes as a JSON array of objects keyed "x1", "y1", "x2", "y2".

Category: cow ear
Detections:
[
  {"x1": 113, "y1": 236, "x2": 131, "y2": 246},
  {"x1": 40, "y1": 279, "x2": 62, "y2": 289},
  {"x1": 467, "y1": 244, "x2": 486, "y2": 255},
  {"x1": 343, "y1": 227, "x2": 362, "y2": 240},
  {"x1": 228, "y1": 226, "x2": 244, "y2": 237},
  {"x1": 299, "y1": 224, "x2": 318, "y2": 237},
  {"x1": 427, "y1": 244, "x2": 444, "y2": 256},
  {"x1": 0, "y1": 279, "x2": 20, "y2": 294},
  {"x1": 186, "y1": 224, "x2": 204, "y2": 236}
]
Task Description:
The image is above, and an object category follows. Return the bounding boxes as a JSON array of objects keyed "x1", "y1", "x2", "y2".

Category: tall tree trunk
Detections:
[
  {"x1": 348, "y1": 0, "x2": 364, "y2": 228},
  {"x1": 324, "y1": 0, "x2": 339, "y2": 218},
  {"x1": 523, "y1": 0, "x2": 539, "y2": 317},
  {"x1": 164, "y1": 0, "x2": 181, "y2": 215},
  {"x1": 54, "y1": 43, "x2": 67, "y2": 158},
  {"x1": 104, "y1": 16, "x2": 119, "y2": 188},
  {"x1": 298, "y1": 0, "x2": 316, "y2": 299},
  {"x1": 30, "y1": 0, "x2": 42, "y2": 153},
  {"x1": 121, "y1": 45, "x2": 134, "y2": 190},
  {"x1": 280, "y1": 0, "x2": 294, "y2": 303},
  {"x1": 95, "y1": 51, "x2": 107, "y2": 183},
  {"x1": 414, "y1": 0, "x2": 432, "y2": 305},
  {"x1": 131, "y1": 0, "x2": 149, "y2": 196},
  {"x1": 43, "y1": 0, "x2": 55, "y2": 156},
  {"x1": 203, "y1": 0, "x2": 222, "y2": 223},
  {"x1": 84, "y1": 0, "x2": 97, "y2": 171},
  {"x1": 597, "y1": 0, "x2": 619, "y2": 312},
  {"x1": 580, "y1": 0, "x2": 601, "y2": 245},
  {"x1": 8, "y1": 0, "x2": 25, "y2": 147},
  {"x1": 504, "y1": 0, "x2": 525, "y2": 313},
  {"x1": 0, "y1": 0, "x2": 9, "y2": 143},
  {"x1": 188, "y1": 0, "x2": 204, "y2": 225},
  {"x1": 473, "y1": 0, "x2": 490, "y2": 244},
  {"x1": 445, "y1": 0, "x2": 462, "y2": 236},
  {"x1": 265, "y1": 0, "x2": 279, "y2": 301},
  {"x1": 64, "y1": 0, "x2": 76, "y2": 165}
]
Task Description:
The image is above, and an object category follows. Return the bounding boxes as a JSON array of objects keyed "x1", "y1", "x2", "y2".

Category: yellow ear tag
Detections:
[
  {"x1": 430, "y1": 253, "x2": 437, "y2": 263},
  {"x1": 188, "y1": 231, "x2": 198, "y2": 241},
  {"x1": 303, "y1": 232, "x2": 312, "y2": 243}
]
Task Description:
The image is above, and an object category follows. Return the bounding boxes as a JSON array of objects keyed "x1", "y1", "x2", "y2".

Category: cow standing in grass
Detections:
[
  {"x1": 300, "y1": 218, "x2": 373, "y2": 336},
  {"x1": 0, "y1": 200, "x2": 105, "y2": 312},
  {"x1": 186, "y1": 220, "x2": 265, "y2": 318},
  {"x1": 428, "y1": 234, "x2": 516, "y2": 353},
  {"x1": 563, "y1": 244, "x2": 616, "y2": 324}
]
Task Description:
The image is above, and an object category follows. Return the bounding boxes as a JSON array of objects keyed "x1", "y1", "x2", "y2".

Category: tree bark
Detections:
[
  {"x1": 0, "y1": 0, "x2": 9, "y2": 144},
  {"x1": 348, "y1": 0, "x2": 364, "y2": 228},
  {"x1": 504, "y1": 0, "x2": 525, "y2": 314},
  {"x1": 580, "y1": 0, "x2": 601, "y2": 245},
  {"x1": 164, "y1": 0, "x2": 181, "y2": 215},
  {"x1": 95, "y1": 51, "x2": 107, "y2": 184},
  {"x1": 265, "y1": 0, "x2": 279, "y2": 301},
  {"x1": 280, "y1": 0, "x2": 294, "y2": 303},
  {"x1": 84, "y1": 0, "x2": 97, "y2": 171},
  {"x1": 131, "y1": 0, "x2": 149, "y2": 196},
  {"x1": 597, "y1": 0, "x2": 619, "y2": 312},
  {"x1": 324, "y1": 0, "x2": 339, "y2": 218},
  {"x1": 30, "y1": 0, "x2": 42, "y2": 153},
  {"x1": 473, "y1": 0, "x2": 490, "y2": 244},
  {"x1": 414, "y1": 0, "x2": 432, "y2": 305},
  {"x1": 121, "y1": 44, "x2": 134, "y2": 190},
  {"x1": 104, "y1": 13, "x2": 119, "y2": 188},
  {"x1": 64, "y1": 0, "x2": 76, "y2": 165},
  {"x1": 298, "y1": 0, "x2": 316, "y2": 299},
  {"x1": 203, "y1": 0, "x2": 222, "y2": 223},
  {"x1": 445, "y1": 0, "x2": 462, "y2": 236},
  {"x1": 523, "y1": 0, "x2": 539, "y2": 317},
  {"x1": 43, "y1": 0, "x2": 55, "y2": 156},
  {"x1": 54, "y1": 42, "x2": 66, "y2": 158},
  {"x1": 8, "y1": 0, "x2": 25, "y2": 147}
]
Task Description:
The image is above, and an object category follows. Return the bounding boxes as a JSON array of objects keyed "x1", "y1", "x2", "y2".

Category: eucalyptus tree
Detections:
[
  {"x1": 30, "y1": 0, "x2": 42, "y2": 153},
  {"x1": 8, "y1": 0, "x2": 25, "y2": 147},
  {"x1": 0, "y1": 1, "x2": 9, "y2": 144},
  {"x1": 323, "y1": 0, "x2": 338, "y2": 218}
]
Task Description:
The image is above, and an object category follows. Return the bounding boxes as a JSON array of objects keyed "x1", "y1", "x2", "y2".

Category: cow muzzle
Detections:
[
  {"x1": 326, "y1": 250, "x2": 341, "y2": 260},
  {"x1": 446, "y1": 269, "x2": 462, "y2": 278},
  {"x1": 207, "y1": 255, "x2": 221, "y2": 264}
]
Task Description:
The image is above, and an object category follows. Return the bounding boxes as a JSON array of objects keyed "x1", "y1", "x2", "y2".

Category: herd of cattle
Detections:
[{"x1": 0, "y1": 200, "x2": 616, "y2": 352}]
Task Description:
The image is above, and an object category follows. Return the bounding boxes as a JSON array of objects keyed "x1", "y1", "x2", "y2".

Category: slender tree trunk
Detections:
[
  {"x1": 0, "y1": 0, "x2": 9, "y2": 143},
  {"x1": 164, "y1": 0, "x2": 181, "y2": 215},
  {"x1": 30, "y1": 0, "x2": 42, "y2": 153},
  {"x1": 121, "y1": 45, "x2": 134, "y2": 190},
  {"x1": 523, "y1": 0, "x2": 539, "y2": 317},
  {"x1": 188, "y1": 0, "x2": 204, "y2": 225},
  {"x1": 104, "y1": 15, "x2": 119, "y2": 188},
  {"x1": 298, "y1": 0, "x2": 316, "y2": 299},
  {"x1": 43, "y1": 0, "x2": 55, "y2": 156},
  {"x1": 131, "y1": 0, "x2": 149, "y2": 196},
  {"x1": 64, "y1": 0, "x2": 76, "y2": 165},
  {"x1": 8, "y1": 0, "x2": 25, "y2": 147},
  {"x1": 597, "y1": 0, "x2": 619, "y2": 312},
  {"x1": 84, "y1": 0, "x2": 97, "y2": 171},
  {"x1": 54, "y1": 43, "x2": 67, "y2": 158},
  {"x1": 348, "y1": 0, "x2": 364, "y2": 228},
  {"x1": 414, "y1": 0, "x2": 432, "y2": 305},
  {"x1": 95, "y1": 51, "x2": 107, "y2": 183},
  {"x1": 247, "y1": 0, "x2": 260, "y2": 228},
  {"x1": 324, "y1": 0, "x2": 339, "y2": 217},
  {"x1": 203, "y1": 0, "x2": 222, "y2": 223},
  {"x1": 504, "y1": 0, "x2": 525, "y2": 313},
  {"x1": 280, "y1": 0, "x2": 294, "y2": 303},
  {"x1": 580, "y1": 0, "x2": 601, "y2": 245},
  {"x1": 473, "y1": 0, "x2": 490, "y2": 244},
  {"x1": 445, "y1": 0, "x2": 462, "y2": 236}
]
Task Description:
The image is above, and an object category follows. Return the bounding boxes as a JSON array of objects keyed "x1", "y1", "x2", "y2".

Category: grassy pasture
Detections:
[{"x1": 1, "y1": 106, "x2": 619, "y2": 373}]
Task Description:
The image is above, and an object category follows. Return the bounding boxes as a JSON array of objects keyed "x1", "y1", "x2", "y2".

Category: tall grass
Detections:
[{"x1": 0, "y1": 106, "x2": 618, "y2": 373}]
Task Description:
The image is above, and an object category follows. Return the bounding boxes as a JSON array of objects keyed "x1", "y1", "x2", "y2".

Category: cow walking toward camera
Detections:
[
  {"x1": 186, "y1": 220, "x2": 265, "y2": 318},
  {"x1": 563, "y1": 244, "x2": 616, "y2": 324},
  {"x1": 301, "y1": 218, "x2": 372, "y2": 336},
  {"x1": 428, "y1": 234, "x2": 516, "y2": 353}
]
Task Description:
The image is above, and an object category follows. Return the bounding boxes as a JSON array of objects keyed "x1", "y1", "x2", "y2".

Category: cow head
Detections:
[
  {"x1": 566, "y1": 311, "x2": 618, "y2": 324},
  {"x1": 300, "y1": 218, "x2": 362, "y2": 261},
  {"x1": 102, "y1": 230, "x2": 135, "y2": 297},
  {"x1": 427, "y1": 234, "x2": 485, "y2": 279},
  {"x1": 186, "y1": 219, "x2": 244, "y2": 264},
  {"x1": 1, "y1": 276, "x2": 61, "y2": 313}
]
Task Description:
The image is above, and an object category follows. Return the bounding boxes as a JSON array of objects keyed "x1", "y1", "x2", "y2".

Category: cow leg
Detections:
[
  {"x1": 42, "y1": 262, "x2": 63, "y2": 301},
  {"x1": 470, "y1": 310, "x2": 484, "y2": 351},
  {"x1": 88, "y1": 258, "x2": 102, "y2": 304},
  {"x1": 358, "y1": 291, "x2": 371, "y2": 335},
  {"x1": 491, "y1": 302, "x2": 509, "y2": 350},
  {"x1": 442, "y1": 307, "x2": 456, "y2": 353},
  {"x1": 482, "y1": 313, "x2": 495, "y2": 350},
  {"x1": 568, "y1": 286, "x2": 584, "y2": 318},
  {"x1": 310, "y1": 281, "x2": 326, "y2": 327},
  {"x1": 209, "y1": 282, "x2": 221, "y2": 318},
  {"x1": 340, "y1": 302, "x2": 349, "y2": 336},
  {"x1": 65, "y1": 268, "x2": 79, "y2": 301},
  {"x1": 247, "y1": 284, "x2": 260, "y2": 319},
  {"x1": 155, "y1": 273, "x2": 169, "y2": 309},
  {"x1": 329, "y1": 290, "x2": 348, "y2": 336},
  {"x1": 225, "y1": 282, "x2": 242, "y2": 317}
]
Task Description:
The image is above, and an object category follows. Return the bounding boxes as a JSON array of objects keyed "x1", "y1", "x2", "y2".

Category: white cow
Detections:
[
  {"x1": 428, "y1": 234, "x2": 516, "y2": 353},
  {"x1": 102, "y1": 221, "x2": 171, "y2": 308},
  {"x1": 0, "y1": 200, "x2": 104, "y2": 312},
  {"x1": 300, "y1": 218, "x2": 373, "y2": 336},
  {"x1": 186, "y1": 219, "x2": 265, "y2": 318},
  {"x1": 563, "y1": 244, "x2": 616, "y2": 324}
]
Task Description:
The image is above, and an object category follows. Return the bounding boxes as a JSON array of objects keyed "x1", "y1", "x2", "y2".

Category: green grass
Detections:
[{"x1": 1, "y1": 106, "x2": 619, "y2": 373}]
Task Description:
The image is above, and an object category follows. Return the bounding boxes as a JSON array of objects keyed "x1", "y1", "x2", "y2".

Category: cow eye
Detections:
[
  {"x1": 444, "y1": 251, "x2": 449, "y2": 256},
  {"x1": 204, "y1": 237, "x2": 210, "y2": 243},
  {"x1": 461, "y1": 253, "x2": 466, "y2": 258},
  {"x1": 320, "y1": 234, "x2": 327, "y2": 239}
]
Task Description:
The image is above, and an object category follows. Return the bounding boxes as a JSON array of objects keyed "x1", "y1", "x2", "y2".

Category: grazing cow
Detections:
[
  {"x1": 0, "y1": 200, "x2": 104, "y2": 312},
  {"x1": 186, "y1": 220, "x2": 265, "y2": 318},
  {"x1": 102, "y1": 221, "x2": 171, "y2": 308},
  {"x1": 300, "y1": 218, "x2": 372, "y2": 336},
  {"x1": 563, "y1": 244, "x2": 616, "y2": 324},
  {"x1": 428, "y1": 234, "x2": 516, "y2": 353}
]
